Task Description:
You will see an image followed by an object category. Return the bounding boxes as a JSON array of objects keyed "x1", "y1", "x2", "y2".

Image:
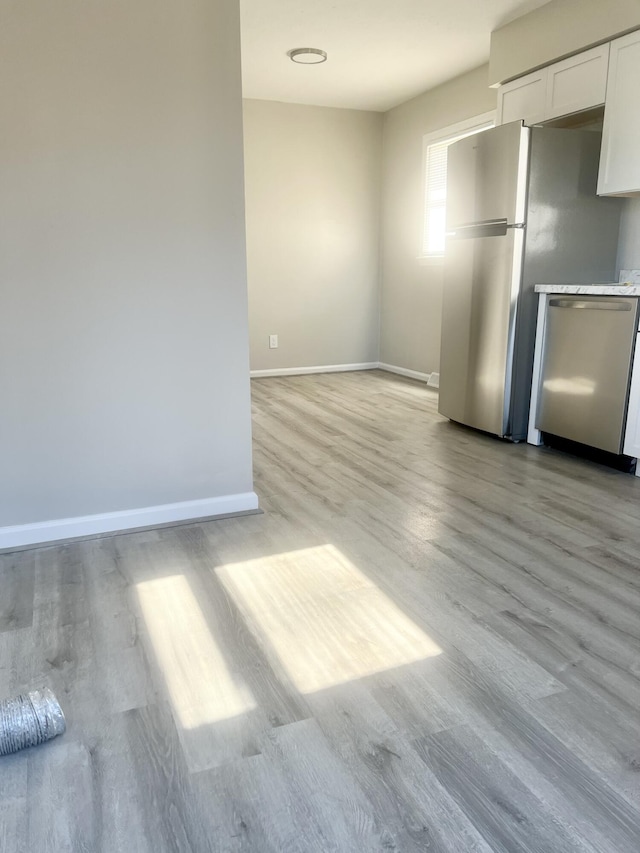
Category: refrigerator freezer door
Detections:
[
  {"x1": 446, "y1": 121, "x2": 529, "y2": 229},
  {"x1": 439, "y1": 228, "x2": 524, "y2": 436}
]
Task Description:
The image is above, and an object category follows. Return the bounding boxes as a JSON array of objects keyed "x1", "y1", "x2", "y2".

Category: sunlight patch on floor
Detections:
[
  {"x1": 216, "y1": 545, "x2": 442, "y2": 694},
  {"x1": 135, "y1": 574, "x2": 256, "y2": 728}
]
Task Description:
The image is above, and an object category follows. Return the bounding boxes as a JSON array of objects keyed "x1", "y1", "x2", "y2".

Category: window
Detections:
[{"x1": 421, "y1": 113, "x2": 494, "y2": 261}]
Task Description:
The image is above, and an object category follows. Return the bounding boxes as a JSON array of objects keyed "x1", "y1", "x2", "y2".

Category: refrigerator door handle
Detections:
[{"x1": 449, "y1": 220, "x2": 509, "y2": 239}]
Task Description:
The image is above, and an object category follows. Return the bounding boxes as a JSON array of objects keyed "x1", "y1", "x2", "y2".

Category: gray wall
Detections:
[
  {"x1": 0, "y1": 0, "x2": 254, "y2": 529},
  {"x1": 379, "y1": 66, "x2": 497, "y2": 376},
  {"x1": 618, "y1": 201, "x2": 640, "y2": 271},
  {"x1": 490, "y1": 0, "x2": 640, "y2": 85},
  {"x1": 243, "y1": 100, "x2": 383, "y2": 371}
]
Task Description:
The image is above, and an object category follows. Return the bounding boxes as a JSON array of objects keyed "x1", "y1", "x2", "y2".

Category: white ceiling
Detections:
[{"x1": 240, "y1": 0, "x2": 551, "y2": 112}]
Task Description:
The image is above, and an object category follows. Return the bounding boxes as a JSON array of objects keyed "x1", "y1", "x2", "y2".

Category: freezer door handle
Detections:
[
  {"x1": 449, "y1": 219, "x2": 508, "y2": 239},
  {"x1": 549, "y1": 299, "x2": 633, "y2": 311}
]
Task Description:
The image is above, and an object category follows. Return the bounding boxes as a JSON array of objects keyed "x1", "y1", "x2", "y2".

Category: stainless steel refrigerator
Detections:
[{"x1": 438, "y1": 121, "x2": 622, "y2": 441}]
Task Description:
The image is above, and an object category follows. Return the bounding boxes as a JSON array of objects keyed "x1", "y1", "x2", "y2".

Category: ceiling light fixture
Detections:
[{"x1": 288, "y1": 48, "x2": 327, "y2": 65}]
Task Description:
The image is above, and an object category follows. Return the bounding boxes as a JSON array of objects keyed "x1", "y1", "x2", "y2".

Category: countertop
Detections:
[
  {"x1": 534, "y1": 284, "x2": 640, "y2": 295},
  {"x1": 535, "y1": 269, "x2": 640, "y2": 296}
]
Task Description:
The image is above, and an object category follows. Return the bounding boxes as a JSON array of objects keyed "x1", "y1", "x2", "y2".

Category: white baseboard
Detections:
[
  {"x1": 251, "y1": 363, "x2": 378, "y2": 378},
  {"x1": 378, "y1": 363, "x2": 433, "y2": 384},
  {"x1": 254, "y1": 361, "x2": 440, "y2": 386},
  {"x1": 0, "y1": 491, "x2": 259, "y2": 552}
]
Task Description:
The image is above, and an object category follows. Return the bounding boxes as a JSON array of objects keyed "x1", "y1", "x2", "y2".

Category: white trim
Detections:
[
  {"x1": 0, "y1": 492, "x2": 259, "y2": 551},
  {"x1": 378, "y1": 363, "x2": 432, "y2": 384},
  {"x1": 251, "y1": 361, "x2": 440, "y2": 388},
  {"x1": 527, "y1": 293, "x2": 548, "y2": 446},
  {"x1": 250, "y1": 362, "x2": 441, "y2": 387},
  {"x1": 251, "y1": 363, "x2": 378, "y2": 378},
  {"x1": 417, "y1": 255, "x2": 445, "y2": 267},
  {"x1": 422, "y1": 111, "x2": 496, "y2": 148}
]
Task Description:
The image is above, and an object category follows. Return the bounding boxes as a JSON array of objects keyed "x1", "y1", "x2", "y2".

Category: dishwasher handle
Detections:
[{"x1": 549, "y1": 298, "x2": 633, "y2": 311}]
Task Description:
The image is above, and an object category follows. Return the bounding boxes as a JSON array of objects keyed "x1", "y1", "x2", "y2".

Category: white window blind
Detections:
[
  {"x1": 422, "y1": 118, "x2": 494, "y2": 259},
  {"x1": 423, "y1": 140, "x2": 449, "y2": 257}
]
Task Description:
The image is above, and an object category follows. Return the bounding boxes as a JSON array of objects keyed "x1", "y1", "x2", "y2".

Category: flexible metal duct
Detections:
[{"x1": 0, "y1": 688, "x2": 66, "y2": 756}]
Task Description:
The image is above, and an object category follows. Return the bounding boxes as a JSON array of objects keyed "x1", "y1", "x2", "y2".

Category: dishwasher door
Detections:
[{"x1": 536, "y1": 295, "x2": 639, "y2": 453}]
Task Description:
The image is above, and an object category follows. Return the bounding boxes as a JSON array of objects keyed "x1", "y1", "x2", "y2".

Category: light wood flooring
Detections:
[{"x1": 2, "y1": 369, "x2": 640, "y2": 852}]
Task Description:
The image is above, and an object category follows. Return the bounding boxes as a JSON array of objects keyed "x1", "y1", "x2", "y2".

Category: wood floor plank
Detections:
[
  {"x1": 531, "y1": 688, "x2": 640, "y2": 807},
  {"x1": 85, "y1": 699, "x2": 229, "y2": 853},
  {"x1": 369, "y1": 664, "x2": 465, "y2": 739},
  {"x1": 0, "y1": 739, "x2": 27, "y2": 851},
  {"x1": 430, "y1": 534, "x2": 640, "y2": 690},
  {"x1": 175, "y1": 525, "x2": 313, "y2": 732},
  {"x1": 0, "y1": 798, "x2": 25, "y2": 853},
  {"x1": 2, "y1": 370, "x2": 640, "y2": 851},
  {"x1": 81, "y1": 537, "x2": 155, "y2": 715},
  {"x1": 577, "y1": 541, "x2": 640, "y2": 590},
  {"x1": 421, "y1": 648, "x2": 640, "y2": 853},
  {"x1": 333, "y1": 538, "x2": 564, "y2": 704},
  {"x1": 306, "y1": 682, "x2": 494, "y2": 852},
  {"x1": 0, "y1": 550, "x2": 35, "y2": 634},
  {"x1": 485, "y1": 607, "x2": 640, "y2": 722},
  {"x1": 0, "y1": 626, "x2": 33, "y2": 697},
  {"x1": 193, "y1": 753, "x2": 303, "y2": 853},
  {"x1": 24, "y1": 737, "x2": 98, "y2": 853},
  {"x1": 250, "y1": 718, "x2": 388, "y2": 852},
  {"x1": 416, "y1": 724, "x2": 594, "y2": 853},
  {"x1": 30, "y1": 546, "x2": 105, "y2": 736},
  {"x1": 116, "y1": 538, "x2": 272, "y2": 773}
]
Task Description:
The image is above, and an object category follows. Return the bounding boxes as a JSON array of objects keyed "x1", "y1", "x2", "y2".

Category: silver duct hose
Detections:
[{"x1": 0, "y1": 688, "x2": 66, "y2": 756}]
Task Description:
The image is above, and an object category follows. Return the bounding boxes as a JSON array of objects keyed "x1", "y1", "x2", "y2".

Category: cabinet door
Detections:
[
  {"x1": 598, "y1": 31, "x2": 640, "y2": 196},
  {"x1": 497, "y1": 69, "x2": 547, "y2": 126},
  {"x1": 545, "y1": 44, "x2": 609, "y2": 120},
  {"x1": 624, "y1": 333, "x2": 640, "y2": 457}
]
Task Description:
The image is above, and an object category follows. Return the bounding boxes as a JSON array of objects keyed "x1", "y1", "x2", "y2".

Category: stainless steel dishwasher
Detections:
[{"x1": 536, "y1": 295, "x2": 639, "y2": 453}]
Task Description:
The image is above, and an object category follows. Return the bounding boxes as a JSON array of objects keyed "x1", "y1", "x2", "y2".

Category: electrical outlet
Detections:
[{"x1": 269, "y1": 334, "x2": 278, "y2": 349}]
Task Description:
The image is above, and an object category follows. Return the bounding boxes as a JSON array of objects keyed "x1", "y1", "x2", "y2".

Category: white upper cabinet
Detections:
[
  {"x1": 497, "y1": 69, "x2": 547, "y2": 125},
  {"x1": 497, "y1": 44, "x2": 610, "y2": 127},
  {"x1": 598, "y1": 31, "x2": 640, "y2": 196},
  {"x1": 545, "y1": 44, "x2": 610, "y2": 119}
]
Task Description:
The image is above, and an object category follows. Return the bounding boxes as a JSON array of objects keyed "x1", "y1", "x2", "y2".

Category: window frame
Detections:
[{"x1": 419, "y1": 111, "x2": 495, "y2": 265}]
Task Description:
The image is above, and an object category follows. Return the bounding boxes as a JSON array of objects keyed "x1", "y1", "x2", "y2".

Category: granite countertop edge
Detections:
[{"x1": 534, "y1": 284, "x2": 640, "y2": 296}]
